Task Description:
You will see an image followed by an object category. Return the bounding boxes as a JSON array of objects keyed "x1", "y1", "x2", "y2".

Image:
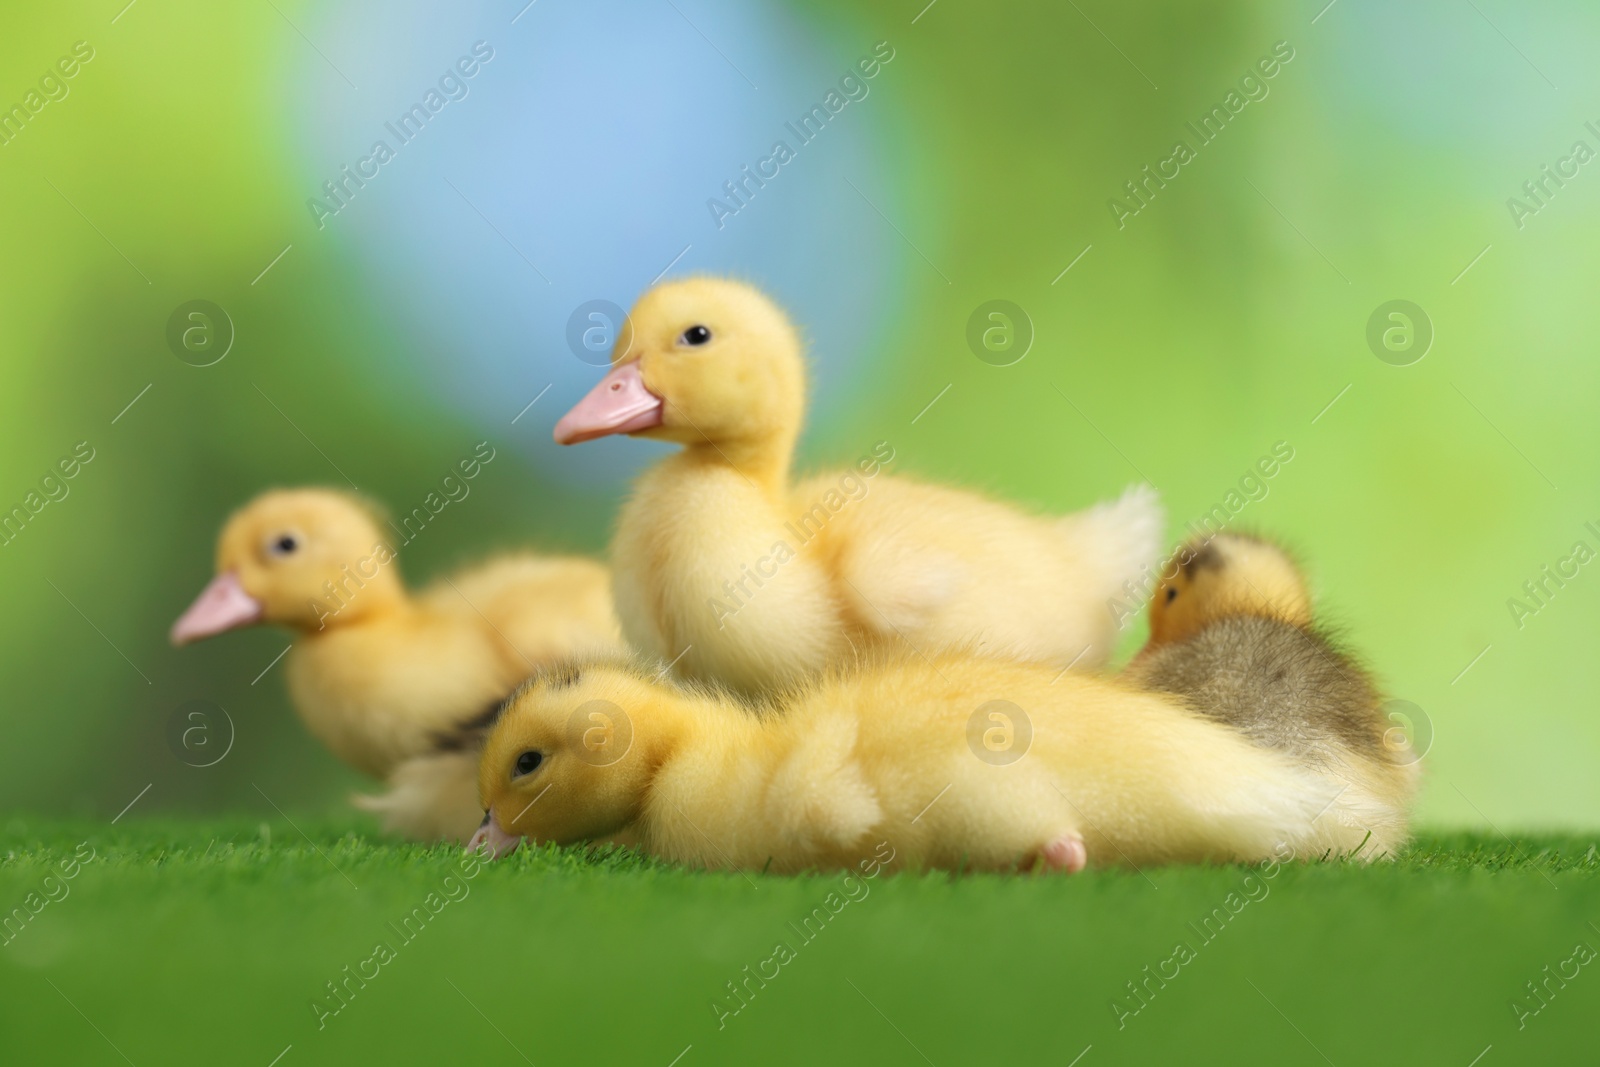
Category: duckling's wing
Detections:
[
  {"x1": 821, "y1": 480, "x2": 1162, "y2": 656},
  {"x1": 764, "y1": 714, "x2": 883, "y2": 854},
  {"x1": 802, "y1": 476, "x2": 969, "y2": 638}
]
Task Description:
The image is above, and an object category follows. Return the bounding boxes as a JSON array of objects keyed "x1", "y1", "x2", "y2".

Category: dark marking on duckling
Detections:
[
  {"x1": 542, "y1": 661, "x2": 586, "y2": 691},
  {"x1": 1179, "y1": 541, "x2": 1226, "y2": 578},
  {"x1": 430, "y1": 697, "x2": 510, "y2": 753}
]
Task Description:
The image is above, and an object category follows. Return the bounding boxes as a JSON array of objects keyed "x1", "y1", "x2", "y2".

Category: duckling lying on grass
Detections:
[
  {"x1": 172, "y1": 488, "x2": 623, "y2": 841},
  {"x1": 468, "y1": 645, "x2": 1380, "y2": 873},
  {"x1": 552, "y1": 277, "x2": 1163, "y2": 698},
  {"x1": 1125, "y1": 533, "x2": 1417, "y2": 855}
]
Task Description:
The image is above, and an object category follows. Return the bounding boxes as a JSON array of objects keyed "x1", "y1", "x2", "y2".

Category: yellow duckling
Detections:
[
  {"x1": 171, "y1": 488, "x2": 623, "y2": 840},
  {"x1": 1125, "y1": 533, "x2": 1417, "y2": 851},
  {"x1": 552, "y1": 277, "x2": 1164, "y2": 697},
  {"x1": 468, "y1": 652, "x2": 1375, "y2": 872}
]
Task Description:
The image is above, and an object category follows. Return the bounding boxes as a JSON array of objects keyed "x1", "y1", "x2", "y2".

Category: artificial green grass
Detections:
[{"x1": 2, "y1": 820, "x2": 1597, "y2": 1066}]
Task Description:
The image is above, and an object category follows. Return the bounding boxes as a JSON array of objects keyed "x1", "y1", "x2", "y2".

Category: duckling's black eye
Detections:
[
  {"x1": 513, "y1": 750, "x2": 543, "y2": 777},
  {"x1": 678, "y1": 324, "x2": 712, "y2": 346},
  {"x1": 1165, "y1": 587, "x2": 1178, "y2": 603},
  {"x1": 268, "y1": 533, "x2": 300, "y2": 557}
]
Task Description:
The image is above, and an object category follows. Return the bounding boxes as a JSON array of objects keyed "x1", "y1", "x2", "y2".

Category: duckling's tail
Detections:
[
  {"x1": 1058, "y1": 483, "x2": 1165, "y2": 612},
  {"x1": 352, "y1": 751, "x2": 484, "y2": 843}
]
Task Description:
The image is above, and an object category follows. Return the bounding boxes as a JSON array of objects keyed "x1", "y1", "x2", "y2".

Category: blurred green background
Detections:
[
  {"x1": 4, "y1": 3, "x2": 1600, "y2": 1065},
  {"x1": 1, "y1": 0, "x2": 1595, "y2": 835}
]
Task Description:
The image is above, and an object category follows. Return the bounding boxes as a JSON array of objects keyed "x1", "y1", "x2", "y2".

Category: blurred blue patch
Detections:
[{"x1": 293, "y1": 0, "x2": 902, "y2": 488}]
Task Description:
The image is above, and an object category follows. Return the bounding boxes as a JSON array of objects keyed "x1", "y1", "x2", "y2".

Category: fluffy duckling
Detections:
[
  {"x1": 468, "y1": 655, "x2": 1378, "y2": 873},
  {"x1": 1144, "y1": 533, "x2": 1312, "y2": 646},
  {"x1": 171, "y1": 488, "x2": 623, "y2": 840},
  {"x1": 552, "y1": 277, "x2": 1163, "y2": 697},
  {"x1": 1125, "y1": 534, "x2": 1417, "y2": 852}
]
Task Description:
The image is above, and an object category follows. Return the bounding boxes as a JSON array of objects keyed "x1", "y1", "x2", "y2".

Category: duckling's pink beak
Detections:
[
  {"x1": 553, "y1": 361, "x2": 663, "y2": 445},
  {"x1": 466, "y1": 812, "x2": 522, "y2": 860},
  {"x1": 171, "y1": 572, "x2": 263, "y2": 645}
]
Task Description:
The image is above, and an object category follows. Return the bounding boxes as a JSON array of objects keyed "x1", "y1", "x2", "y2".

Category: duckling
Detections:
[
  {"x1": 1124, "y1": 533, "x2": 1417, "y2": 853},
  {"x1": 468, "y1": 654, "x2": 1377, "y2": 873},
  {"x1": 170, "y1": 488, "x2": 623, "y2": 840},
  {"x1": 552, "y1": 277, "x2": 1163, "y2": 697}
]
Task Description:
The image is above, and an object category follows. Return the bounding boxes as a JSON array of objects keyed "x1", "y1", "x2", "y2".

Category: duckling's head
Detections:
[
  {"x1": 1148, "y1": 533, "x2": 1312, "y2": 646},
  {"x1": 471, "y1": 660, "x2": 694, "y2": 858},
  {"x1": 170, "y1": 488, "x2": 403, "y2": 645},
  {"x1": 553, "y1": 277, "x2": 806, "y2": 454}
]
